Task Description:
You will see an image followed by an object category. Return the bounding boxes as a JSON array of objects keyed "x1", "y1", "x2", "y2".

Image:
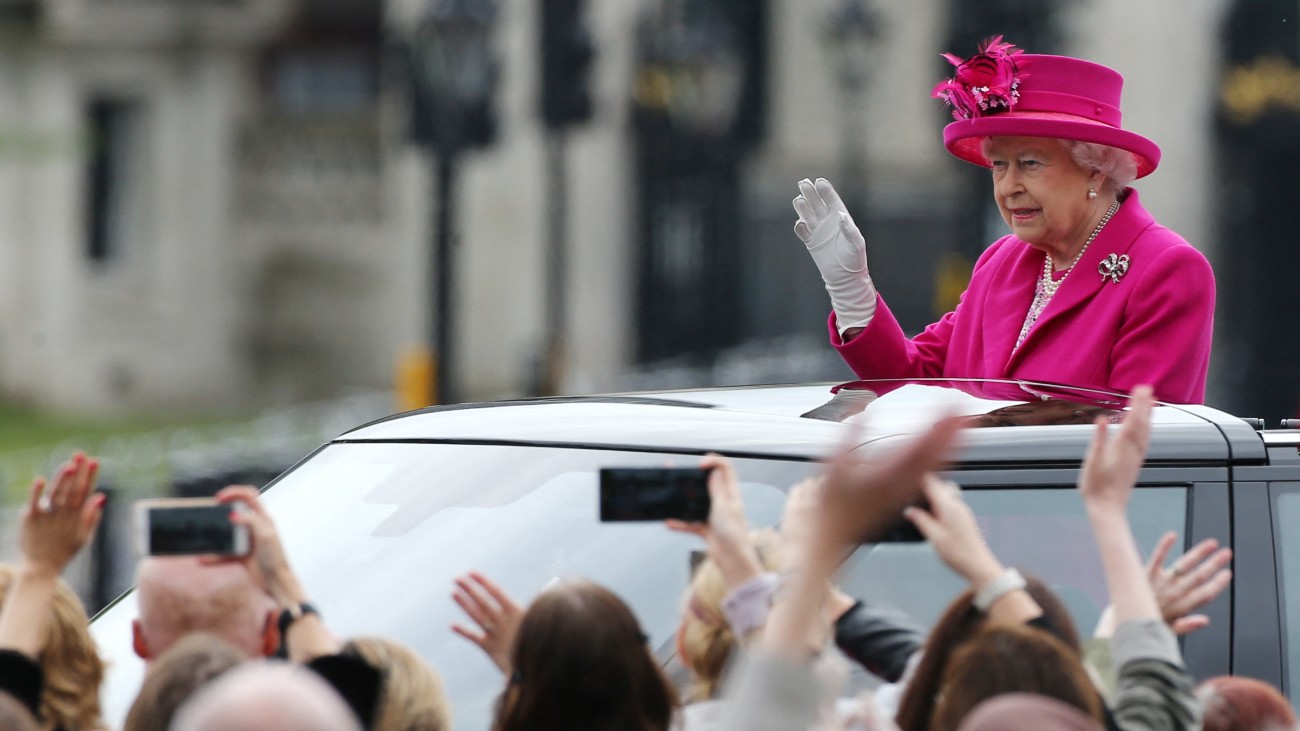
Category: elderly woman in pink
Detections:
[{"x1": 794, "y1": 38, "x2": 1214, "y2": 404}]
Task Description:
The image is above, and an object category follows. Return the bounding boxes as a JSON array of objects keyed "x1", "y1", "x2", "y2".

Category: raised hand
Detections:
[
  {"x1": 1080, "y1": 385, "x2": 1162, "y2": 624},
  {"x1": 213, "y1": 485, "x2": 338, "y2": 661},
  {"x1": 2, "y1": 453, "x2": 104, "y2": 659},
  {"x1": 792, "y1": 177, "x2": 877, "y2": 335},
  {"x1": 762, "y1": 418, "x2": 963, "y2": 658},
  {"x1": 451, "y1": 571, "x2": 523, "y2": 675},
  {"x1": 666, "y1": 454, "x2": 765, "y2": 589},
  {"x1": 1079, "y1": 386, "x2": 1155, "y2": 516},
  {"x1": 904, "y1": 475, "x2": 1041, "y2": 624},
  {"x1": 1145, "y1": 531, "x2": 1233, "y2": 635},
  {"x1": 213, "y1": 485, "x2": 298, "y2": 605},
  {"x1": 21, "y1": 452, "x2": 104, "y2": 576},
  {"x1": 777, "y1": 476, "x2": 820, "y2": 548},
  {"x1": 809, "y1": 417, "x2": 963, "y2": 564},
  {"x1": 903, "y1": 476, "x2": 1001, "y2": 587}
]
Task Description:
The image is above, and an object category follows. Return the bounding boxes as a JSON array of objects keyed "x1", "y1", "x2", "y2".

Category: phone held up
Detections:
[
  {"x1": 135, "y1": 498, "x2": 251, "y2": 557},
  {"x1": 599, "y1": 467, "x2": 713, "y2": 523},
  {"x1": 879, "y1": 500, "x2": 926, "y2": 543}
]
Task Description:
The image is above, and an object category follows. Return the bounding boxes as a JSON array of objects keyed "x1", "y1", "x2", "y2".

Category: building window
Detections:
[
  {"x1": 268, "y1": 47, "x2": 379, "y2": 115},
  {"x1": 85, "y1": 97, "x2": 145, "y2": 265}
]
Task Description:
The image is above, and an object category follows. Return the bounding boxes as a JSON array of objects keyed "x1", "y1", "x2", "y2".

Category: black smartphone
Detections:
[
  {"x1": 135, "y1": 499, "x2": 251, "y2": 557},
  {"x1": 598, "y1": 467, "x2": 712, "y2": 523},
  {"x1": 875, "y1": 497, "x2": 929, "y2": 543}
]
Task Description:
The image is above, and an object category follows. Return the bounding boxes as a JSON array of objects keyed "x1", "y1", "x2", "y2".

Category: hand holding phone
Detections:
[
  {"x1": 135, "y1": 498, "x2": 251, "y2": 557},
  {"x1": 599, "y1": 467, "x2": 713, "y2": 523}
]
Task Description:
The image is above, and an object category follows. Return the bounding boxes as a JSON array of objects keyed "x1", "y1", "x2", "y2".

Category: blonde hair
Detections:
[
  {"x1": 678, "y1": 530, "x2": 783, "y2": 701},
  {"x1": 0, "y1": 565, "x2": 107, "y2": 731},
  {"x1": 341, "y1": 636, "x2": 451, "y2": 731}
]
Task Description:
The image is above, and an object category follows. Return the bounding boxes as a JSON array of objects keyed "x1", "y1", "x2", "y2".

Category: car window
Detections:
[
  {"x1": 1274, "y1": 489, "x2": 1300, "y2": 707},
  {"x1": 839, "y1": 487, "x2": 1186, "y2": 634},
  {"x1": 90, "y1": 442, "x2": 1189, "y2": 731}
]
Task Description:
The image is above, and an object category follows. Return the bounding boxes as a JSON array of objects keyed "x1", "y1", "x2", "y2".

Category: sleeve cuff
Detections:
[
  {"x1": 722, "y1": 572, "x2": 778, "y2": 638},
  {"x1": 1111, "y1": 618, "x2": 1183, "y2": 670}
]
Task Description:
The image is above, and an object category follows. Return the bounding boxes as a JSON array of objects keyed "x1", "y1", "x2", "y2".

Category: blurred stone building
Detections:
[
  {"x1": 0, "y1": 0, "x2": 1258, "y2": 415},
  {"x1": 0, "y1": 0, "x2": 417, "y2": 413}
]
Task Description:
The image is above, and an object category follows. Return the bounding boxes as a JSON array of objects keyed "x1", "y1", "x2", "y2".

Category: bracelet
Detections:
[
  {"x1": 277, "y1": 601, "x2": 319, "y2": 637},
  {"x1": 972, "y1": 568, "x2": 1026, "y2": 613}
]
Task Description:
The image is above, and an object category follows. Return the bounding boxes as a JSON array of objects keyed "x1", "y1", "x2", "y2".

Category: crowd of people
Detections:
[{"x1": 0, "y1": 386, "x2": 1295, "y2": 731}]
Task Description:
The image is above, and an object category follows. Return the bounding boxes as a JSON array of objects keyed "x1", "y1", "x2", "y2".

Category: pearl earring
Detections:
[{"x1": 1088, "y1": 188, "x2": 1098, "y2": 199}]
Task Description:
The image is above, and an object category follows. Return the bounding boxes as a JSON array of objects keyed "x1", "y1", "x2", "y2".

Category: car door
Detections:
[
  {"x1": 1269, "y1": 480, "x2": 1300, "y2": 707},
  {"x1": 1231, "y1": 431, "x2": 1300, "y2": 702},
  {"x1": 838, "y1": 465, "x2": 1232, "y2": 681}
]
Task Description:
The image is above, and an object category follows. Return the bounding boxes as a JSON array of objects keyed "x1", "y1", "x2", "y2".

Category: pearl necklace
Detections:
[{"x1": 1014, "y1": 199, "x2": 1120, "y2": 350}]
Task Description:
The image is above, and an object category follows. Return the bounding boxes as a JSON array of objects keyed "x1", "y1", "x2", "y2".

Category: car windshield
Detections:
[{"x1": 91, "y1": 440, "x2": 1186, "y2": 731}]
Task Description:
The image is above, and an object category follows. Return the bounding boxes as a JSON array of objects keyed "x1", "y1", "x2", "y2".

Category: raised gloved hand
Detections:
[{"x1": 792, "y1": 178, "x2": 877, "y2": 336}]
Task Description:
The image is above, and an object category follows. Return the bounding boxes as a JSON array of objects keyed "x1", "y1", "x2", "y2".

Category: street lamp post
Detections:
[
  {"x1": 408, "y1": 0, "x2": 498, "y2": 405},
  {"x1": 822, "y1": 0, "x2": 881, "y2": 218},
  {"x1": 630, "y1": 6, "x2": 748, "y2": 361}
]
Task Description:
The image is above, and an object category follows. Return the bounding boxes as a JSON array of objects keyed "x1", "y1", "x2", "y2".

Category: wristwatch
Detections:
[{"x1": 277, "y1": 601, "x2": 319, "y2": 637}]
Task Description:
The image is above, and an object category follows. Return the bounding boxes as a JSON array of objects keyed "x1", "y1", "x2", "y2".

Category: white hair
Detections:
[
  {"x1": 170, "y1": 660, "x2": 362, "y2": 731},
  {"x1": 977, "y1": 137, "x2": 1139, "y2": 195}
]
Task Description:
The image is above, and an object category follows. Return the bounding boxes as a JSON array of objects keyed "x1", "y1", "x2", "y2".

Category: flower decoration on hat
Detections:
[{"x1": 931, "y1": 36, "x2": 1024, "y2": 121}]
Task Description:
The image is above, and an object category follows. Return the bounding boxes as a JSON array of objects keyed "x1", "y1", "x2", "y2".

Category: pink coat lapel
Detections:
[
  {"x1": 1004, "y1": 191, "x2": 1155, "y2": 372},
  {"x1": 982, "y1": 246, "x2": 1041, "y2": 370}
]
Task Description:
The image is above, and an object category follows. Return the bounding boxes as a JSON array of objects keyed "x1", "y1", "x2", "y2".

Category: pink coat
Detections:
[{"x1": 831, "y1": 190, "x2": 1215, "y2": 404}]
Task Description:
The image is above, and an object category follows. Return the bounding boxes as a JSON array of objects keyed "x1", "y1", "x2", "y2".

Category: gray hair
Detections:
[{"x1": 977, "y1": 138, "x2": 1139, "y2": 195}]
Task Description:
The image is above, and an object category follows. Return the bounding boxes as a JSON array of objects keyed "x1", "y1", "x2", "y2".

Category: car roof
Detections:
[{"x1": 338, "y1": 379, "x2": 1266, "y2": 464}]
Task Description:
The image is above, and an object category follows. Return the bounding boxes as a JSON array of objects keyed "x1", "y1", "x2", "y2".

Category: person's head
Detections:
[
  {"x1": 981, "y1": 136, "x2": 1135, "y2": 252},
  {"x1": 958, "y1": 694, "x2": 1104, "y2": 731},
  {"x1": 170, "y1": 660, "x2": 362, "y2": 731},
  {"x1": 1197, "y1": 676, "x2": 1297, "y2": 731},
  {"x1": 932, "y1": 40, "x2": 1158, "y2": 251},
  {"x1": 340, "y1": 636, "x2": 451, "y2": 731},
  {"x1": 930, "y1": 625, "x2": 1103, "y2": 731},
  {"x1": 132, "y1": 556, "x2": 277, "y2": 661},
  {"x1": 895, "y1": 574, "x2": 1081, "y2": 731},
  {"x1": 676, "y1": 530, "x2": 782, "y2": 701},
  {"x1": 493, "y1": 579, "x2": 677, "y2": 731},
  {"x1": 0, "y1": 564, "x2": 106, "y2": 731},
  {"x1": 123, "y1": 632, "x2": 247, "y2": 731}
]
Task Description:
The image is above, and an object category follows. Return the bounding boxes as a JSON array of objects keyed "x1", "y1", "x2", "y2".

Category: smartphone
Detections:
[
  {"x1": 875, "y1": 498, "x2": 929, "y2": 543},
  {"x1": 598, "y1": 467, "x2": 712, "y2": 523},
  {"x1": 135, "y1": 498, "x2": 251, "y2": 557}
]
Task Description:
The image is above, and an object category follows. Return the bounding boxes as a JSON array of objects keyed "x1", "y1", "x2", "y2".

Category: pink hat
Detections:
[{"x1": 933, "y1": 37, "x2": 1160, "y2": 178}]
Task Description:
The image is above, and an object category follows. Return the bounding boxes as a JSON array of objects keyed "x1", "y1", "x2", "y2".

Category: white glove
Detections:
[{"x1": 792, "y1": 178, "x2": 877, "y2": 336}]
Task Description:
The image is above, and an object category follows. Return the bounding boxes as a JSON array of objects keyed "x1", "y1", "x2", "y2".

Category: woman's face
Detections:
[{"x1": 986, "y1": 136, "x2": 1102, "y2": 255}]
